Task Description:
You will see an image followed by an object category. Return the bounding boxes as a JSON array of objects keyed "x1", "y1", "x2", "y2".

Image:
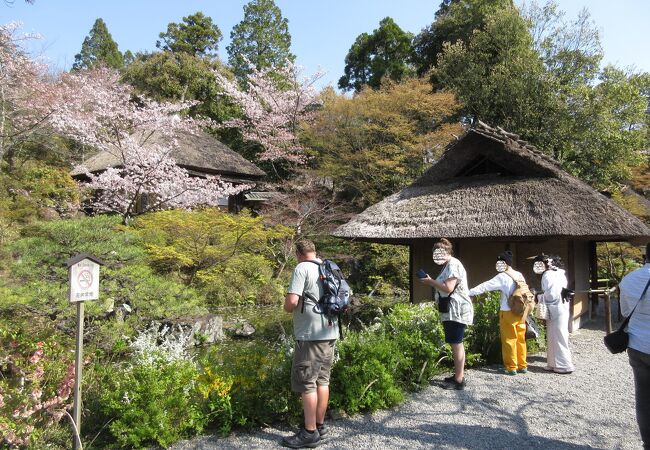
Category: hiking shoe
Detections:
[
  {"x1": 443, "y1": 375, "x2": 456, "y2": 382},
  {"x1": 499, "y1": 368, "x2": 517, "y2": 376},
  {"x1": 517, "y1": 368, "x2": 528, "y2": 374},
  {"x1": 442, "y1": 378, "x2": 466, "y2": 390},
  {"x1": 316, "y1": 423, "x2": 328, "y2": 437},
  {"x1": 282, "y1": 428, "x2": 320, "y2": 448}
]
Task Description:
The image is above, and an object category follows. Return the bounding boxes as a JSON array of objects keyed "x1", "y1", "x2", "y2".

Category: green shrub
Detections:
[
  {"x1": 331, "y1": 302, "x2": 450, "y2": 414},
  {"x1": 466, "y1": 292, "x2": 502, "y2": 364},
  {"x1": 330, "y1": 330, "x2": 405, "y2": 414},
  {"x1": 131, "y1": 209, "x2": 291, "y2": 306},
  {"x1": 96, "y1": 358, "x2": 207, "y2": 448},
  {"x1": 208, "y1": 339, "x2": 300, "y2": 428}
]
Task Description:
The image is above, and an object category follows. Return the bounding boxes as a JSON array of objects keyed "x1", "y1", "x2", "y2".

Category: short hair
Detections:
[
  {"x1": 295, "y1": 239, "x2": 316, "y2": 256},
  {"x1": 433, "y1": 238, "x2": 453, "y2": 255}
]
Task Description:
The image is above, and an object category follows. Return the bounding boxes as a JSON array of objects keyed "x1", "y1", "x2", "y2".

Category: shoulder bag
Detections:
[
  {"x1": 437, "y1": 265, "x2": 460, "y2": 313},
  {"x1": 603, "y1": 277, "x2": 650, "y2": 354}
]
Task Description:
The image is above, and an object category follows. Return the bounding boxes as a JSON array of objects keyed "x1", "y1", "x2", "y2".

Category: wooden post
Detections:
[
  {"x1": 72, "y1": 301, "x2": 84, "y2": 450},
  {"x1": 604, "y1": 291, "x2": 612, "y2": 334}
]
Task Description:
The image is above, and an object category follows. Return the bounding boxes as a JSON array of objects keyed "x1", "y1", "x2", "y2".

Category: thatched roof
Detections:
[
  {"x1": 71, "y1": 130, "x2": 265, "y2": 181},
  {"x1": 334, "y1": 122, "x2": 650, "y2": 243}
]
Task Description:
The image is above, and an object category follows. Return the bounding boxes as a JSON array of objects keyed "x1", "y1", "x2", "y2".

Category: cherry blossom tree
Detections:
[
  {"x1": 51, "y1": 68, "x2": 246, "y2": 222},
  {"x1": 0, "y1": 22, "x2": 62, "y2": 170},
  {"x1": 213, "y1": 60, "x2": 323, "y2": 166}
]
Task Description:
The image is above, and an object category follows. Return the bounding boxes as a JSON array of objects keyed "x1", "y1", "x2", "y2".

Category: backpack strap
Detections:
[
  {"x1": 300, "y1": 260, "x2": 322, "y2": 314},
  {"x1": 503, "y1": 269, "x2": 521, "y2": 295}
]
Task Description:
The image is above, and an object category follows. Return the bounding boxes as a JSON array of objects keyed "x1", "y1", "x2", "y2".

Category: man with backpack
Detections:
[
  {"x1": 282, "y1": 240, "x2": 339, "y2": 448},
  {"x1": 468, "y1": 251, "x2": 531, "y2": 375}
]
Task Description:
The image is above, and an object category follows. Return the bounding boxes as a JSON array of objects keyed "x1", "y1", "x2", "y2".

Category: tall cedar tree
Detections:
[
  {"x1": 227, "y1": 0, "x2": 295, "y2": 81},
  {"x1": 338, "y1": 17, "x2": 415, "y2": 92},
  {"x1": 156, "y1": 11, "x2": 222, "y2": 58},
  {"x1": 72, "y1": 18, "x2": 123, "y2": 71}
]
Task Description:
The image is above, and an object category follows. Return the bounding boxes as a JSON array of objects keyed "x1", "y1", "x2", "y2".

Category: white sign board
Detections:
[{"x1": 69, "y1": 259, "x2": 100, "y2": 303}]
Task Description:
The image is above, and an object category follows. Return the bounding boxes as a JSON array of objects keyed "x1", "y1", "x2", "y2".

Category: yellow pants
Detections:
[{"x1": 499, "y1": 310, "x2": 527, "y2": 371}]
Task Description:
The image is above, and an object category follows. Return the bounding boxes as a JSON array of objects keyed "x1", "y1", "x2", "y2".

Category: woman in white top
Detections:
[
  {"x1": 418, "y1": 238, "x2": 473, "y2": 390},
  {"x1": 533, "y1": 254, "x2": 574, "y2": 374}
]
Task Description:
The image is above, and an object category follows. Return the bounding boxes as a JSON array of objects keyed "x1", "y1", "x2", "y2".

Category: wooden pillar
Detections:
[
  {"x1": 409, "y1": 243, "x2": 414, "y2": 304},
  {"x1": 588, "y1": 241, "x2": 598, "y2": 319},
  {"x1": 604, "y1": 291, "x2": 612, "y2": 334}
]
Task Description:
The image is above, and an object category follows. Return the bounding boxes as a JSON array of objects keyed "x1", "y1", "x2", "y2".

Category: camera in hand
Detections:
[{"x1": 416, "y1": 269, "x2": 428, "y2": 279}]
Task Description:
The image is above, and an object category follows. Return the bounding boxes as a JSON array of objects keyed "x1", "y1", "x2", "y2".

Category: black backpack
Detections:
[{"x1": 302, "y1": 259, "x2": 351, "y2": 338}]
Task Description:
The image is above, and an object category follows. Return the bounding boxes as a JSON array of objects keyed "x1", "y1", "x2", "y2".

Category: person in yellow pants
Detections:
[
  {"x1": 499, "y1": 309, "x2": 527, "y2": 373},
  {"x1": 469, "y1": 251, "x2": 528, "y2": 375}
]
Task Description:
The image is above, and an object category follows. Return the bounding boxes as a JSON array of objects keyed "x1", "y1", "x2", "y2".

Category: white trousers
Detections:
[{"x1": 546, "y1": 301, "x2": 575, "y2": 372}]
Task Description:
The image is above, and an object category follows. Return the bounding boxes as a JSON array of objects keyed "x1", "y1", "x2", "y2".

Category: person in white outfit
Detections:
[{"x1": 532, "y1": 254, "x2": 575, "y2": 374}]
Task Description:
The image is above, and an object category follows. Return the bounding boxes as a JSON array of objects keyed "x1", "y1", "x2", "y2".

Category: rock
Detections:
[
  {"x1": 163, "y1": 314, "x2": 225, "y2": 346},
  {"x1": 38, "y1": 207, "x2": 60, "y2": 221},
  {"x1": 233, "y1": 321, "x2": 256, "y2": 338},
  {"x1": 189, "y1": 314, "x2": 224, "y2": 345}
]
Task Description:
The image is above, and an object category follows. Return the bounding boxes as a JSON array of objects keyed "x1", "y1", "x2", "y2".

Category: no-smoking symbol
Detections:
[{"x1": 77, "y1": 269, "x2": 93, "y2": 289}]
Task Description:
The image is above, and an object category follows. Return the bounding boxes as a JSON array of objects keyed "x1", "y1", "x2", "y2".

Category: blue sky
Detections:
[{"x1": 3, "y1": 0, "x2": 649, "y2": 90}]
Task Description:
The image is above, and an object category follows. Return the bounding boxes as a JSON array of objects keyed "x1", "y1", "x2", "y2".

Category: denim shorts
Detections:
[{"x1": 443, "y1": 320, "x2": 466, "y2": 344}]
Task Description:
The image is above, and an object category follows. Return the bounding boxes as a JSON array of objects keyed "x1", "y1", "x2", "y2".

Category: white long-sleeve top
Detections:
[
  {"x1": 468, "y1": 270, "x2": 522, "y2": 311},
  {"x1": 619, "y1": 263, "x2": 650, "y2": 354},
  {"x1": 540, "y1": 269, "x2": 568, "y2": 306}
]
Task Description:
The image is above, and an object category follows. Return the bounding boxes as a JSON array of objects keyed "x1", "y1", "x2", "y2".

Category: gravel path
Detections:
[{"x1": 171, "y1": 320, "x2": 642, "y2": 449}]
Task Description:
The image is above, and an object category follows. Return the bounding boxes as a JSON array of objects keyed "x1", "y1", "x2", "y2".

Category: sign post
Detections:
[{"x1": 65, "y1": 253, "x2": 103, "y2": 450}]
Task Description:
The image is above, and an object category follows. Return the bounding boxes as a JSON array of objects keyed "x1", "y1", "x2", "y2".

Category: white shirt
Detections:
[
  {"x1": 619, "y1": 263, "x2": 650, "y2": 354},
  {"x1": 468, "y1": 270, "x2": 522, "y2": 311}
]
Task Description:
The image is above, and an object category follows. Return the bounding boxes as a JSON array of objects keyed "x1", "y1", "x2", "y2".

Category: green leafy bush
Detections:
[
  {"x1": 90, "y1": 327, "x2": 233, "y2": 448},
  {"x1": 97, "y1": 359, "x2": 207, "y2": 448},
  {"x1": 208, "y1": 338, "x2": 300, "y2": 428},
  {"x1": 331, "y1": 303, "x2": 448, "y2": 414},
  {"x1": 466, "y1": 292, "x2": 502, "y2": 364},
  {"x1": 131, "y1": 209, "x2": 292, "y2": 306}
]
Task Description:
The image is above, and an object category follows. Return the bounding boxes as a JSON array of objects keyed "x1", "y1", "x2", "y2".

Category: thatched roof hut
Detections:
[
  {"x1": 71, "y1": 129, "x2": 266, "y2": 211},
  {"x1": 335, "y1": 122, "x2": 650, "y2": 330},
  {"x1": 71, "y1": 129, "x2": 265, "y2": 184}
]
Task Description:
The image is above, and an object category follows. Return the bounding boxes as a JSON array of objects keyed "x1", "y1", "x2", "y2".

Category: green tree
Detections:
[
  {"x1": 226, "y1": 0, "x2": 295, "y2": 80},
  {"x1": 413, "y1": 0, "x2": 513, "y2": 76},
  {"x1": 122, "y1": 51, "x2": 239, "y2": 125},
  {"x1": 338, "y1": 17, "x2": 415, "y2": 92},
  {"x1": 433, "y1": 2, "x2": 649, "y2": 189},
  {"x1": 156, "y1": 11, "x2": 222, "y2": 58},
  {"x1": 72, "y1": 18, "x2": 123, "y2": 71},
  {"x1": 303, "y1": 79, "x2": 462, "y2": 210}
]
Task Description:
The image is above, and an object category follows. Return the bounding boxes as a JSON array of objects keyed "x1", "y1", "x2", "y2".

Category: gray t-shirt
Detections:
[
  {"x1": 435, "y1": 257, "x2": 474, "y2": 325},
  {"x1": 288, "y1": 259, "x2": 339, "y2": 341}
]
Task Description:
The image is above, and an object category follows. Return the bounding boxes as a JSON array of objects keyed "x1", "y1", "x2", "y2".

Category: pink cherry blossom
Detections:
[
  {"x1": 50, "y1": 68, "x2": 248, "y2": 221},
  {"x1": 213, "y1": 59, "x2": 323, "y2": 165}
]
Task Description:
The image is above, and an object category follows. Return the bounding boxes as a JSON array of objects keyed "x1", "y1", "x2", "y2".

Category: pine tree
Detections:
[{"x1": 72, "y1": 18, "x2": 123, "y2": 71}]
